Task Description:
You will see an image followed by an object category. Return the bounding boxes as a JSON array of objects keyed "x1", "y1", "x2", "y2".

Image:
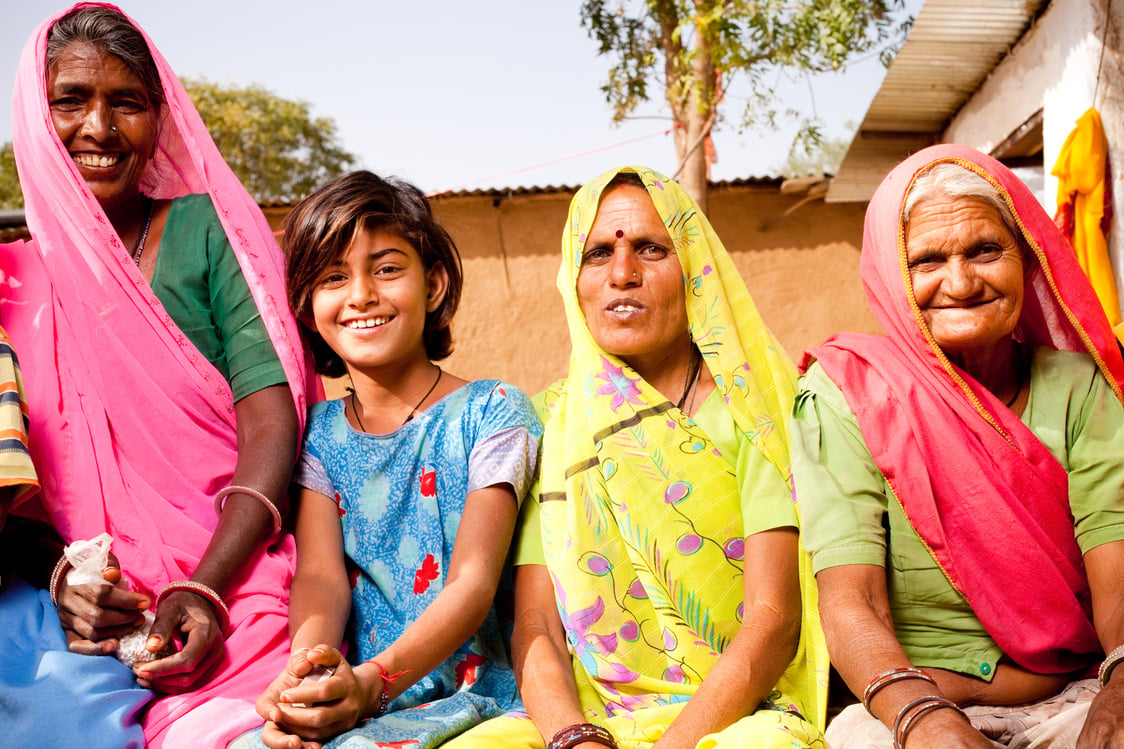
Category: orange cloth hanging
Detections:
[{"x1": 1053, "y1": 107, "x2": 1122, "y2": 327}]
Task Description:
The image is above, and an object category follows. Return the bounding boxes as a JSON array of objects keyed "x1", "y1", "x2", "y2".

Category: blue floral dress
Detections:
[{"x1": 236, "y1": 379, "x2": 541, "y2": 749}]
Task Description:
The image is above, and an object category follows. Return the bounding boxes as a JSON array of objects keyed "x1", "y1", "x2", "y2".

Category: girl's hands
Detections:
[
  {"x1": 261, "y1": 646, "x2": 381, "y2": 749},
  {"x1": 132, "y1": 589, "x2": 225, "y2": 693},
  {"x1": 56, "y1": 556, "x2": 150, "y2": 655}
]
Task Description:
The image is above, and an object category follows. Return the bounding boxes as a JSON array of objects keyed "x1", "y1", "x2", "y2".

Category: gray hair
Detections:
[
  {"x1": 46, "y1": 7, "x2": 164, "y2": 112},
  {"x1": 903, "y1": 162, "x2": 1021, "y2": 240}
]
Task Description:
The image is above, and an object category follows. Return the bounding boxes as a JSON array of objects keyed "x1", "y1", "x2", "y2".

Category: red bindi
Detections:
[{"x1": 615, "y1": 229, "x2": 624, "y2": 238}]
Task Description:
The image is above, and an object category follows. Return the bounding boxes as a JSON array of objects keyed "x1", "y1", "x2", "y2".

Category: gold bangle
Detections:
[{"x1": 157, "y1": 580, "x2": 230, "y2": 634}]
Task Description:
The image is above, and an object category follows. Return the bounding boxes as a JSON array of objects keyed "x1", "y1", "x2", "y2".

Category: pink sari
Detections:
[
  {"x1": 2, "y1": 3, "x2": 311, "y2": 745},
  {"x1": 809, "y1": 144, "x2": 1124, "y2": 675}
]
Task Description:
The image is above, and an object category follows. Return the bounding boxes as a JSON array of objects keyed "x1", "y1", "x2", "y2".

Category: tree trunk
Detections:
[{"x1": 668, "y1": 9, "x2": 718, "y2": 214}]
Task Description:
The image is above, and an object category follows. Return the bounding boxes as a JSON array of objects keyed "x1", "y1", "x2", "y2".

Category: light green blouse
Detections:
[
  {"x1": 151, "y1": 193, "x2": 287, "y2": 401},
  {"x1": 791, "y1": 347, "x2": 1124, "y2": 680},
  {"x1": 515, "y1": 385, "x2": 798, "y2": 567}
]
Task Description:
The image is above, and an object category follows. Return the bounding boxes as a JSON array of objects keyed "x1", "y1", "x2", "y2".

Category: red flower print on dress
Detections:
[
  {"x1": 419, "y1": 466, "x2": 437, "y2": 498},
  {"x1": 455, "y1": 653, "x2": 488, "y2": 687},
  {"x1": 334, "y1": 492, "x2": 345, "y2": 517},
  {"x1": 413, "y1": 553, "x2": 440, "y2": 594}
]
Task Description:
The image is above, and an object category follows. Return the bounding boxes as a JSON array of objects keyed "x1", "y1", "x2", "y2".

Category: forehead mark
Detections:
[{"x1": 615, "y1": 229, "x2": 624, "y2": 238}]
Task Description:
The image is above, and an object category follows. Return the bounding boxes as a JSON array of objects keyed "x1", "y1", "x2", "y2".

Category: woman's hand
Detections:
[
  {"x1": 262, "y1": 646, "x2": 380, "y2": 747},
  {"x1": 56, "y1": 557, "x2": 150, "y2": 655},
  {"x1": 132, "y1": 589, "x2": 225, "y2": 693},
  {"x1": 1077, "y1": 679, "x2": 1124, "y2": 748}
]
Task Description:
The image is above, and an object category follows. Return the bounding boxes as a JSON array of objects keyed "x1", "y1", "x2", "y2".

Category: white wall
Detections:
[{"x1": 946, "y1": 0, "x2": 1124, "y2": 303}]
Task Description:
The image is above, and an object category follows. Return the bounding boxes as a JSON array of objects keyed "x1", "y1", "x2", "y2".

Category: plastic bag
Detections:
[{"x1": 62, "y1": 533, "x2": 166, "y2": 667}]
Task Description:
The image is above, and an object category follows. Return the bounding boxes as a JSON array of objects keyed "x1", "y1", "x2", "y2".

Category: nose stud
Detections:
[{"x1": 110, "y1": 125, "x2": 118, "y2": 132}]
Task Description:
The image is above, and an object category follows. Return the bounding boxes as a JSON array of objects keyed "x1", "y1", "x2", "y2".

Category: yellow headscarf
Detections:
[{"x1": 534, "y1": 166, "x2": 827, "y2": 742}]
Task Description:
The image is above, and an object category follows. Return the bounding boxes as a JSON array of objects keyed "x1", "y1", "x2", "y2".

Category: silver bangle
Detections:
[
  {"x1": 1100, "y1": 644, "x2": 1124, "y2": 687},
  {"x1": 215, "y1": 484, "x2": 282, "y2": 535},
  {"x1": 48, "y1": 553, "x2": 71, "y2": 607}
]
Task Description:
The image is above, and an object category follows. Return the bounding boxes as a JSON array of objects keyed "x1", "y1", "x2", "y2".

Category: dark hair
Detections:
[
  {"x1": 604, "y1": 170, "x2": 647, "y2": 193},
  {"x1": 284, "y1": 170, "x2": 464, "y2": 377},
  {"x1": 47, "y1": 7, "x2": 164, "y2": 112}
]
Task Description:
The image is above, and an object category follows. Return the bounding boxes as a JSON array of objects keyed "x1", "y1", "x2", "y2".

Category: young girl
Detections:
[{"x1": 237, "y1": 171, "x2": 541, "y2": 749}]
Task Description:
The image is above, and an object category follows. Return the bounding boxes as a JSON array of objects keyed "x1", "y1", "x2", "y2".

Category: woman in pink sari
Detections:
[
  {"x1": 792, "y1": 144, "x2": 1124, "y2": 747},
  {"x1": 0, "y1": 3, "x2": 310, "y2": 747}
]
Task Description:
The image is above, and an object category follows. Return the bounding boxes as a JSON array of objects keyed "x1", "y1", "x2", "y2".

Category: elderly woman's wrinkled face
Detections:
[
  {"x1": 47, "y1": 41, "x2": 158, "y2": 215},
  {"x1": 906, "y1": 196, "x2": 1024, "y2": 357},
  {"x1": 577, "y1": 184, "x2": 688, "y2": 370}
]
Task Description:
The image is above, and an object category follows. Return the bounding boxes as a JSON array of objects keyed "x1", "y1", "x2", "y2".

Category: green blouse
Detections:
[
  {"x1": 151, "y1": 193, "x2": 287, "y2": 401},
  {"x1": 792, "y1": 347, "x2": 1124, "y2": 680},
  {"x1": 515, "y1": 385, "x2": 798, "y2": 567}
]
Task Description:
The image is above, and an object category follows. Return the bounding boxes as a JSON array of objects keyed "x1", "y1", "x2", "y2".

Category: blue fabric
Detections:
[
  {"x1": 0, "y1": 577, "x2": 151, "y2": 748},
  {"x1": 237, "y1": 379, "x2": 541, "y2": 748}
]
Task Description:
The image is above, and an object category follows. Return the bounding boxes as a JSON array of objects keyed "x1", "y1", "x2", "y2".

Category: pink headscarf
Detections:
[
  {"x1": 2, "y1": 3, "x2": 312, "y2": 745},
  {"x1": 810, "y1": 144, "x2": 1124, "y2": 675}
]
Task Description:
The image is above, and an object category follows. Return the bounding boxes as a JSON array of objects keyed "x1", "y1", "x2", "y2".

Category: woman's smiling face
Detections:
[
  {"x1": 906, "y1": 195, "x2": 1025, "y2": 357},
  {"x1": 47, "y1": 41, "x2": 158, "y2": 214}
]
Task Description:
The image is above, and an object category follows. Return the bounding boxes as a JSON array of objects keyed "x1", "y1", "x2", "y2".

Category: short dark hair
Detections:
[
  {"x1": 47, "y1": 7, "x2": 165, "y2": 112},
  {"x1": 284, "y1": 170, "x2": 464, "y2": 377}
]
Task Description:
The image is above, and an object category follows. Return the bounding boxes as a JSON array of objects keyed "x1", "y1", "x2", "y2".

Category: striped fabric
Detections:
[{"x1": 0, "y1": 326, "x2": 37, "y2": 508}]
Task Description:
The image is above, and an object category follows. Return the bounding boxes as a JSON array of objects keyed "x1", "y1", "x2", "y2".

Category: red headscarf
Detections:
[{"x1": 810, "y1": 144, "x2": 1124, "y2": 675}]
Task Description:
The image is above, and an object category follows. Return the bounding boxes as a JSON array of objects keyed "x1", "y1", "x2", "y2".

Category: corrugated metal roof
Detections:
[{"x1": 826, "y1": 0, "x2": 1048, "y2": 202}]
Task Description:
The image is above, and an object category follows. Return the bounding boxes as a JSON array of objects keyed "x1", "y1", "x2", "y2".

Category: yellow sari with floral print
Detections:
[{"x1": 451, "y1": 167, "x2": 827, "y2": 749}]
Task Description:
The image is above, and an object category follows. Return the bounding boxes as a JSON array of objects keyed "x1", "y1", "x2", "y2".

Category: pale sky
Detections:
[{"x1": 1, "y1": 0, "x2": 912, "y2": 194}]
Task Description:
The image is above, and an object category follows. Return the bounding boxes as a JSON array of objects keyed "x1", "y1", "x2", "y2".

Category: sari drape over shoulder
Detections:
[
  {"x1": 809, "y1": 144, "x2": 1124, "y2": 676},
  {"x1": 535, "y1": 166, "x2": 828, "y2": 743},
  {"x1": 2, "y1": 3, "x2": 311, "y2": 745}
]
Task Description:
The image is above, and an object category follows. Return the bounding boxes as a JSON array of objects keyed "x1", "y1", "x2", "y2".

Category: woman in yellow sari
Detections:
[{"x1": 449, "y1": 167, "x2": 827, "y2": 748}]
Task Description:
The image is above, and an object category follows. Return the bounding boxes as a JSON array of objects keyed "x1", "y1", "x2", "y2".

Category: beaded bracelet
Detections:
[
  {"x1": 892, "y1": 695, "x2": 967, "y2": 749},
  {"x1": 214, "y1": 484, "x2": 283, "y2": 536},
  {"x1": 48, "y1": 553, "x2": 72, "y2": 607},
  {"x1": 547, "y1": 722, "x2": 617, "y2": 749},
  {"x1": 157, "y1": 580, "x2": 230, "y2": 634},
  {"x1": 863, "y1": 666, "x2": 936, "y2": 714},
  {"x1": 1100, "y1": 643, "x2": 1124, "y2": 687},
  {"x1": 365, "y1": 659, "x2": 410, "y2": 717}
]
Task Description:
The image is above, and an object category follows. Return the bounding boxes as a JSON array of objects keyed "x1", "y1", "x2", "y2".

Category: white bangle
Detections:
[
  {"x1": 1100, "y1": 644, "x2": 1124, "y2": 687},
  {"x1": 48, "y1": 553, "x2": 71, "y2": 607},
  {"x1": 215, "y1": 484, "x2": 282, "y2": 535}
]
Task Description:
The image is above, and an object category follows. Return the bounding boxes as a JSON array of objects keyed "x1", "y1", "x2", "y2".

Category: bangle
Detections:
[
  {"x1": 547, "y1": 723, "x2": 617, "y2": 749},
  {"x1": 48, "y1": 553, "x2": 72, "y2": 607},
  {"x1": 1100, "y1": 644, "x2": 1124, "y2": 687},
  {"x1": 215, "y1": 485, "x2": 282, "y2": 536},
  {"x1": 892, "y1": 696, "x2": 966, "y2": 749},
  {"x1": 365, "y1": 659, "x2": 410, "y2": 717},
  {"x1": 157, "y1": 580, "x2": 230, "y2": 634},
  {"x1": 863, "y1": 666, "x2": 936, "y2": 714}
]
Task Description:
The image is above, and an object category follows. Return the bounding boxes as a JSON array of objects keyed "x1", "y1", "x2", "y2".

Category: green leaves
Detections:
[{"x1": 182, "y1": 78, "x2": 356, "y2": 204}]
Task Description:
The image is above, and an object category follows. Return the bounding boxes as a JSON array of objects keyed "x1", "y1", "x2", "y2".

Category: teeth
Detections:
[
  {"x1": 74, "y1": 154, "x2": 120, "y2": 168},
  {"x1": 346, "y1": 317, "x2": 388, "y2": 329},
  {"x1": 610, "y1": 304, "x2": 639, "y2": 312}
]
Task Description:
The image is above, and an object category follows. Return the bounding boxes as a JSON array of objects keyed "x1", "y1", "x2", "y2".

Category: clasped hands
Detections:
[{"x1": 256, "y1": 645, "x2": 380, "y2": 749}]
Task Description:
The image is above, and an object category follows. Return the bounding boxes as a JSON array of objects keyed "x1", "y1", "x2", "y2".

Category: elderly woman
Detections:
[
  {"x1": 0, "y1": 4, "x2": 309, "y2": 747},
  {"x1": 792, "y1": 144, "x2": 1124, "y2": 748},
  {"x1": 451, "y1": 166, "x2": 828, "y2": 749}
]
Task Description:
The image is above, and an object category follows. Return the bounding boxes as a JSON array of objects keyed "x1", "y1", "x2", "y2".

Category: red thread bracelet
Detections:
[{"x1": 366, "y1": 659, "x2": 410, "y2": 717}]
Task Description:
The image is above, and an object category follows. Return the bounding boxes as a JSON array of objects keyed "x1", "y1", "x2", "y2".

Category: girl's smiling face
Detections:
[{"x1": 310, "y1": 228, "x2": 448, "y2": 376}]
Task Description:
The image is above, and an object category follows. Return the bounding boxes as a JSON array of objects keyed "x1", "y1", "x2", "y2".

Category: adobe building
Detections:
[{"x1": 263, "y1": 178, "x2": 882, "y2": 397}]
